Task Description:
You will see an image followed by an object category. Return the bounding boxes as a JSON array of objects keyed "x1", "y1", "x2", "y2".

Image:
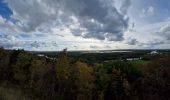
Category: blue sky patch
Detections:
[{"x1": 0, "y1": 0, "x2": 12, "y2": 20}]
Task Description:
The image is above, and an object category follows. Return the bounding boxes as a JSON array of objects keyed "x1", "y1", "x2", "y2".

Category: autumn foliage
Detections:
[{"x1": 0, "y1": 47, "x2": 170, "y2": 100}]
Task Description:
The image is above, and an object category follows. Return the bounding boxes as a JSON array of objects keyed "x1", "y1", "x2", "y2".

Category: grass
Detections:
[{"x1": 0, "y1": 82, "x2": 32, "y2": 100}]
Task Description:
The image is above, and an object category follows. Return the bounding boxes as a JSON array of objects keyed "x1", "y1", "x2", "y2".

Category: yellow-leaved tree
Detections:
[
  {"x1": 73, "y1": 61, "x2": 94, "y2": 100},
  {"x1": 55, "y1": 48, "x2": 70, "y2": 99}
]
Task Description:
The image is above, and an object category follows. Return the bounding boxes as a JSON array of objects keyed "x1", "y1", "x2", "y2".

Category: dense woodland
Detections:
[{"x1": 0, "y1": 47, "x2": 170, "y2": 100}]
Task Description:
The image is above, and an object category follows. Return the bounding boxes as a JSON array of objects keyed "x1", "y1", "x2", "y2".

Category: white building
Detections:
[{"x1": 150, "y1": 51, "x2": 158, "y2": 55}]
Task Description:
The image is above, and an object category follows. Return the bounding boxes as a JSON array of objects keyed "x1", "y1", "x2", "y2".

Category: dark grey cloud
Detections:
[
  {"x1": 69, "y1": 0, "x2": 130, "y2": 41},
  {"x1": 126, "y1": 37, "x2": 165, "y2": 47},
  {"x1": 127, "y1": 38, "x2": 138, "y2": 45},
  {"x1": 30, "y1": 41, "x2": 59, "y2": 48},
  {"x1": 5, "y1": 0, "x2": 131, "y2": 41},
  {"x1": 104, "y1": 45, "x2": 111, "y2": 49},
  {"x1": 145, "y1": 40, "x2": 164, "y2": 46},
  {"x1": 90, "y1": 45, "x2": 111, "y2": 49},
  {"x1": 136, "y1": 39, "x2": 165, "y2": 48},
  {"x1": 51, "y1": 41, "x2": 58, "y2": 47},
  {"x1": 73, "y1": 45, "x2": 77, "y2": 47},
  {"x1": 30, "y1": 41, "x2": 40, "y2": 48},
  {"x1": 0, "y1": 34, "x2": 23, "y2": 49},
  {"x1": 120, "y1": 0, "x2": 131, "y2": 14},
  {"x1": 158, "y1": 23, "x2": 170, "y2": 40},
  {"x1": 54, "y1": 34, "x2": 64, "y2": 37},
  {"x1": 0, "y1": 41, "x2": 15, "y2": 48},
  {"x1": 0, "y1": 33, "x2": 56, "y2": 49},
  {"x1": 128, "y1": 22, "x2": 136, "y2": 32},
  {"x1": 90, "y1": 45, "x2": 100, "y2": 49}
]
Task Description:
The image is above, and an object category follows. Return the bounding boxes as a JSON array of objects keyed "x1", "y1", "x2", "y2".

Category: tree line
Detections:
[{"x1": 0, "y1": 47, "x2": 170, "y2": 100}]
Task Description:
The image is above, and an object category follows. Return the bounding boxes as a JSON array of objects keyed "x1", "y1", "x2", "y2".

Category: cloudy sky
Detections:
[{"x1": 0, "y1": 0, "x2": 170, "y2": 51}]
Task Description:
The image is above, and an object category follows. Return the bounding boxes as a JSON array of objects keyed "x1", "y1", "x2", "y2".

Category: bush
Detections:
[{"x1": 140, "y1": 56, "x2": 170, "y2": 100}]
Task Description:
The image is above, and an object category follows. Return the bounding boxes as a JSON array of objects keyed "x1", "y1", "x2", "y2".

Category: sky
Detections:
[{"x1": 0, "y1": 0, "x2": 170, "y2": 51}]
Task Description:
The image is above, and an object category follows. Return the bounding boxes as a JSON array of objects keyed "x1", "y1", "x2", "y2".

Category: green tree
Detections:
[
  {"x1": 30, "y1": 59, "x2": 56, "y2": 99},
  {"x1": 105, "y1": 69, "x2": 131, "y2": 100},
  {"x1": 93, "y1": 63, "x2": 110, "y2": 100},
  {"x1": 105, "y1": 60, "x2": 142, "y2": 82},
  {"x1": 13, "y1": 51, "x2": 32, "y2": 85},
  {"x1": 93, "y1": 62, "x2": 132, "y2": 100},
  {"x1": 10, "y1": 49, "x2": 25, "y2": 64},
  {"x1": 0, "y1": 47, "x2": 10, "y2": 80},
  {"x1": 30, "y1": 59, "x2": 47, "y2": 96}
]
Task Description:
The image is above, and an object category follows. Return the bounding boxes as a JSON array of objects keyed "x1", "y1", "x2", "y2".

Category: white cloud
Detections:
[
  {"x1": 140, "y1": 6, "x2": 154, "y2": 18},
  {"x1": 0, "y1": 15, "x2": 20, "y2": 33},
  {"x1": 4, "y1": 0, "x2": 131, "y2": 41},
  {"x1": 2, "y1": 0, "x2": 169, "y2": 50}
]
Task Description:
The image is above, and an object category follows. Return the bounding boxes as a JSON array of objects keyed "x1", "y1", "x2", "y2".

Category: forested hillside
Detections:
[{"x1": 0, "y1": 48, "x2": 170, "y2": 100}]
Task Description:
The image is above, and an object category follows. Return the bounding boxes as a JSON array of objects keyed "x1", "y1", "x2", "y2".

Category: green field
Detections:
[{"x1": 130, "y1": 60, "x2": 150, "y2": 66}]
